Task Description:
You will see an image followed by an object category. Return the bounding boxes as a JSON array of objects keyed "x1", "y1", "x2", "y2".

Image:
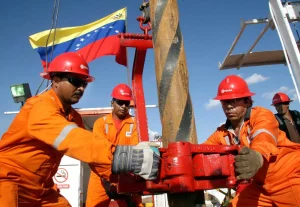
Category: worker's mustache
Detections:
[{"x1": 73, "y1": 91, "x2": 83, "y2": 96}]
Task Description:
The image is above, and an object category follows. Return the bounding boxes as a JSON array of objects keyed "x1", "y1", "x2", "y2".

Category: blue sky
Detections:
[{"x1": 0, "y1": 0, "x2": 299, "y2": 143}]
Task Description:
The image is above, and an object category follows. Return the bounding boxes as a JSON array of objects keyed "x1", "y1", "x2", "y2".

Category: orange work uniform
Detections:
[
  {"x1": 86, "y1": 113, "x2": 143, "y2": 207},
  {"x1": 0, "y1": 89, "x2": 114, "y2": 207},
  {"x1": 204, "y1": 106, "x2": 300, "y2": 206}
]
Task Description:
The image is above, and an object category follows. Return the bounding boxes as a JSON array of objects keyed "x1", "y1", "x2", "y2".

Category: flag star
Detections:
[
  {"x1": 86, "y1": 34, "x2": 91, "y2": 37},
  {"x1": 115, "y1": 30, "x2": 119, "y2": 33},
  {"x1": 109, "y1": 26, "x2": 113, "y2": 28},
  {"x1": 75, "y1": 48, "x2": 80, "y2": 50},
  {"x1": 102, "y1": 26, "x2": 105, "y2": 29},
  {"x1": 76, "y1": 44, "x2": 80, "y2": 47},
  {"x1": 80, "y1": 38, "x2": 84, "y2": 41},
  {"x1": 94, "y1": 29, "x2": 98, "y2": 32}
]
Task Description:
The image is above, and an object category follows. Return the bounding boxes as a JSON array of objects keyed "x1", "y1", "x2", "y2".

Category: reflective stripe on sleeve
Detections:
[
  {"x1": 251, "y1": 129, "x2": 277, "y2": 144},
  {"x1": 224, "y1": 136, "x2": 230, "y2": 145},
  {"x1": 53, "y1": 123, "x2": 78, "y2": 149}
]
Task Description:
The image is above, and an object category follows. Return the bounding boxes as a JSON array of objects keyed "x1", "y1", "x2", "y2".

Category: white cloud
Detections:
[
  {"x1": 205, "y1": 99, "x2": 220, "y2": 110},
  {"x1": 262, "y1": 86, "x2": 298, "y2": 100},
  {"x1": 245, "y1": 73, "x2": 269, "y2": 85}
]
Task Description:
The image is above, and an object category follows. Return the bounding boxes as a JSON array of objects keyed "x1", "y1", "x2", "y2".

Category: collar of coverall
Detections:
[
  {"x1": 106, "y1": 113, "x2": 134, "y2": 124},
  {"x1": 224, "y1": 107, "x2": 252, "y2": 129},
  {"x1": 48, "y1": 88, "x2": 76, "y2": 119}
]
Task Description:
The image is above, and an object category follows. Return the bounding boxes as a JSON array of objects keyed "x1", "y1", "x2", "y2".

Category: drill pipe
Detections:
[
  {"x1": 149, "y1": 0, "x2": 197, "y2": 146},
  {"x1": 149, "y1": 0, "x2": 204, "y2": 206}
]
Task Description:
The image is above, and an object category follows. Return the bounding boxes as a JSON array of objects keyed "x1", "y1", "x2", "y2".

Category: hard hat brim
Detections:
[
  {"x1": 40, "y1": 72, "x2": 95, "y2": 82},
  {"x1": 213, "y1": 92, "x2": 256, "y2": 100}
]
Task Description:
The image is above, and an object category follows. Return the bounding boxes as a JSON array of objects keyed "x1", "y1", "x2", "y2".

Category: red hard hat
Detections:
[
  {"x1": 271, "y1": 92, "x2": 292, "y2": 105},
  {"x1": 214, "y1": 75, "x2": 255, "y2": 100},
  {"x1": 40, "y1": 52, "x2": 95, "y2": 82},
  {"x1": 111, "y1": 84, "x2": 132, "y2": 101}
]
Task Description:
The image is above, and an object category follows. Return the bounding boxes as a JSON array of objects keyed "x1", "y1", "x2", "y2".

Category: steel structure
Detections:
[{"x1": 219, "y1": 0, "x2": 300, "y2": 103}]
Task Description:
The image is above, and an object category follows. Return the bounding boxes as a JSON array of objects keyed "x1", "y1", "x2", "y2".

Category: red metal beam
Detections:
[{"x1": 118, "y1": 17, "x2": 153, "y2": 142}]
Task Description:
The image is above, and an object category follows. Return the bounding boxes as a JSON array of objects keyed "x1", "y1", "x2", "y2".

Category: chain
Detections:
[{"x1": 139, "y1": 1, "x2": 150, "y2": 24}]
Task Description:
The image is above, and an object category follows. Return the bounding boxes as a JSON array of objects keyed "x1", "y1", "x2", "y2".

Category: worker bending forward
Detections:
[{"x1": 204, "y1": 75, "x2": 300, "y2": 206}]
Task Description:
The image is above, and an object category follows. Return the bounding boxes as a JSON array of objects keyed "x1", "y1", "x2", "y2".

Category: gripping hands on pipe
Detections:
[
  {"x1": 112, "y1": 142, "x2": 160, "y2": 180},
  {"x1": 234, "y1": 146, "x2": 263, "y2": 180}
]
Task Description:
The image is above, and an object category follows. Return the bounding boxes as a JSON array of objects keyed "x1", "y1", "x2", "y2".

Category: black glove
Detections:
[
  {"x1": 101, "y1": 178, "x2": 118, "y2": 199},
  {"x1": 101, "y1": 178, "x2": 137, "y2": 207},
  {"x1": 234, "y1": 146, "x2": 263, "y2": 180},
  {"x1": 112, "y1": 142, "x2": 160, "y2": 180}
]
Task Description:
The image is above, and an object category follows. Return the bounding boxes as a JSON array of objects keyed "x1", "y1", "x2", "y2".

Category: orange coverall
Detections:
[
  {"x1": 86, "y1": 113, "x2": 143, "y2": 207},
  {"x1": 204, "y1": 106, "x2": 300, "y2": 206},
  {"x1": 0, "y1": 89, "x2": 114, "y2": 207}
]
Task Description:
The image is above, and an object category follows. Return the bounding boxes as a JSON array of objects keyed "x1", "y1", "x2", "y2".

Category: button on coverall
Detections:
[
  {"x1": 0, "y1": 89, "x2": 114, "y2": 207},
  {"x1": 86, "y1": 113, "x2": 143, "y2": 207},
  {"x1": 204, "y1": 107, "x2": 300, "y2": 206}
]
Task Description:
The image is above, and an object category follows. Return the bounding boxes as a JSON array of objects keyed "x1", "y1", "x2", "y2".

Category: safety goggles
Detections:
[
  {"x1": 274, "y1": 102, "x2": 289, "y2": 107},
  {"x1": 220, "y1": 98, "x2": 244, "y2": 107},
  {"x1": 113, "y1": 98, "x2": 131, "y2": 107},
  {"x1": 64, "y1": 76, "x2": 88, "y2": 88}
]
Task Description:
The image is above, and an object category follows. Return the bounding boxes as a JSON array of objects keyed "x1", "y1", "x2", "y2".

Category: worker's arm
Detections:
[
  {"x1": 28, "y1": 98, "x2": 113, "y2": 178},
  {"x1": 233, "y1": 108, "x2": 280, "y2": 180},
  {"x1": 249, "y1": 108, "x2": 280, "y2": 161},
  {"x1": 28, "y1": 99, "x2": 160, "y2": 180},
  {"x1": 203, "y1": 127, "x2": 226, "y2": 145}
]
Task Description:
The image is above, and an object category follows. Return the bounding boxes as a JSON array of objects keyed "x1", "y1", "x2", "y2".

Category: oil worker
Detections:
[
  {"x1": 0, "y1": 52, "x2": 160, "y2": 207},
  {"x1": 204, "y1": 75, "x2": 300, "y2": 206}
]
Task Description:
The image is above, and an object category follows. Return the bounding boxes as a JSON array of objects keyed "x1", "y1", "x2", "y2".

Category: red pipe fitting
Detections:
[{"x1": 115, "y1": 142, "x2": 241, "y2": 194}]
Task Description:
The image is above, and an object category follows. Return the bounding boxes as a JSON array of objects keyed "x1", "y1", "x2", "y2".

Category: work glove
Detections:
[
  {"x1": 112, "y1": 142, "x2": 160, "y2": 180},
  {"x1": 101, "y1": 178, "x2": 135, "y2": 204},
  {"x1": 234, "y1": 146, "x2": 263, "y2": 180}
]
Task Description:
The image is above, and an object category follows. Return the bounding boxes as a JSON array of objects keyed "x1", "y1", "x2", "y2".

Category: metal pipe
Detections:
[
  {"x1": 244, "y1": 18, "x2": 269, "y2": 25},
  {"x1": 219, "y1": 20, "x2": 247, "y2": 69},
  {"x1": 131, "y1": 49, "x2": 150, "y2": 141},
  {"x1": 269, "y1": 0, "x2": 300, "y2": 103},
  {"x1": 3, "y1": 105, "x2": 159, "y2": 115},
  {"x1": 149, "y1": 0, "x2": 202, "y2": 206}
]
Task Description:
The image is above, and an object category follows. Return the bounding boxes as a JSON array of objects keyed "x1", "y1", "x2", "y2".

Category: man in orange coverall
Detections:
[
  {"x1": 204, "y1": 74, "x2": 300, "y2": 206},
  {"x1": 0, "y1": 52, "x2": 160, "y2": 207},
  {"x1": 86, "y1": 84, "x2": 143, "y2": 207}
]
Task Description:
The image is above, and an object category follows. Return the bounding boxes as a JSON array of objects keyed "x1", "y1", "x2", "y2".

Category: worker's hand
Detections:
[
  {"x1": 234, "y1": 146, "x2": 263, "y2": 180},
  {"x1": 112, "y1": 142, "x2": 160, "y2": 180},
  {"x1": 102, "y1": 178, "x2": 136, "y2": 203}
]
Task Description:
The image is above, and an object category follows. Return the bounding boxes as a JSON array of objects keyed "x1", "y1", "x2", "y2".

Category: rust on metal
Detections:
[
  {"x1": 149, "y1": 0, "x2": 197, "y2": 147},
  {"x1": 149, "y1": 0, "x2": 201, "y2": 205}
]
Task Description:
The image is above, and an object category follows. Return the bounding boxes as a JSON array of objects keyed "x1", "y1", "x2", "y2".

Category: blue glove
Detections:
[{"x1": 112, "y1": 142, "x2": 160, "y2": 180}]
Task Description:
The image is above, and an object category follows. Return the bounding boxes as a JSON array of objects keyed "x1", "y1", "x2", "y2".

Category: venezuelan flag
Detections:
[{"x1": 29, "y1": 8, "x2": 127, "y2": 68}]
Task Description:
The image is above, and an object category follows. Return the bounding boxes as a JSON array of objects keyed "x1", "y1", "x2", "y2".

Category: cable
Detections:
[
  {"x1": 292, "y1": 23, "x2": 300, "y2": 42},
  {"x1": 38, "y1": 83, "x2": 53, "y2": 95},
  {"x1": 50, "y1": 0, "x2": 60, "y2": 63},
  {"x1": 35, "y1": 0, "x2": 60, "y2": 95},
  {"x1": 140, "y1": 0, "x2": 150, "y2": 24},
  {"x1": 47, "y1": 0, "x2": 60, "y2": 88}
]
